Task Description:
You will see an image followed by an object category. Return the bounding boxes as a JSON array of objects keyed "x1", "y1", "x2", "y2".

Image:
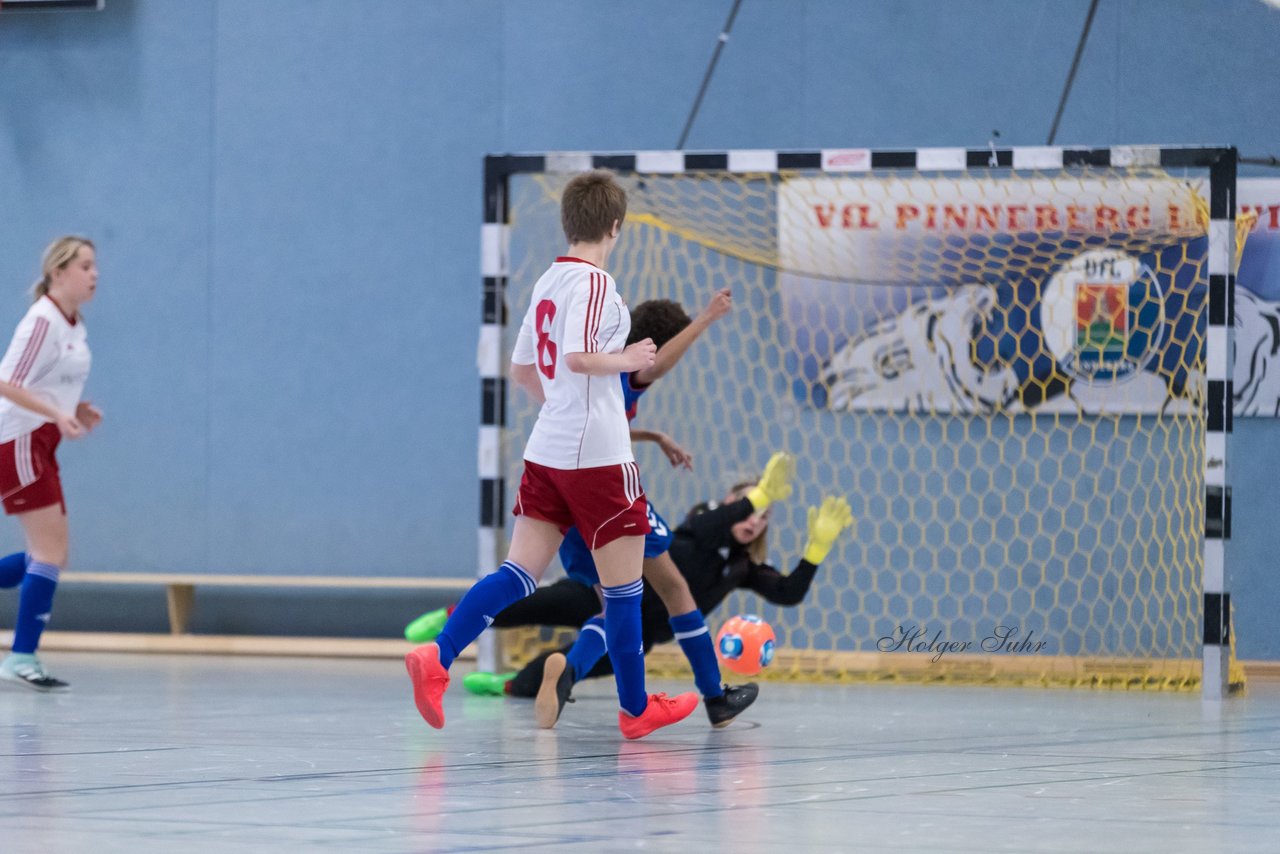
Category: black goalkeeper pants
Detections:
[{"x1": 493, "y1": 578, "x2": 672, "y2": 698}]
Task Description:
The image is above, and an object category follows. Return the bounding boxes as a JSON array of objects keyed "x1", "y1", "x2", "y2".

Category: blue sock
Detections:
[
  {"x1": 566, "y1": 615, "x2": 607, "y2": 682},
  {"x1": 0, "y1": 552, "x2": 27, "y2": 589},
  {"x1": 435, "y1": 561, "x2": 535, "y2": 669},
  {"x1": 602, "y1": 579, "x2": 647, "y2": 717},
  {"x1": 670, "y1": 609, "x2": 723, "y2": 699},
  {"x1": 12, "y1": 560, "x2": 59, "y2": 654}
]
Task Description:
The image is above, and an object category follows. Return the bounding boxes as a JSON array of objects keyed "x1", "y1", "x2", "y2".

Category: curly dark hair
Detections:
[{"x1": 627, "y1": 299, "x2": 691, "y2": 348}]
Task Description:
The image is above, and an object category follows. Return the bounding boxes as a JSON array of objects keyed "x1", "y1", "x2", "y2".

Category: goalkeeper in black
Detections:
[{"x1": 410, "y1": 474, "x2": 852, "y2": 706}]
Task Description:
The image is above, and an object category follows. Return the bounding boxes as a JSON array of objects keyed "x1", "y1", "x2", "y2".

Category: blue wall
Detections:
[{"x1": 2, "y1": 0, "x2": 1280, "y2": 655}]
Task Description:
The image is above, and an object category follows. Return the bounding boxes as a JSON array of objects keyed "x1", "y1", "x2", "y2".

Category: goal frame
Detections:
[{"x1": 478, "y1": 145, "x2": 1238, "y2": 699}]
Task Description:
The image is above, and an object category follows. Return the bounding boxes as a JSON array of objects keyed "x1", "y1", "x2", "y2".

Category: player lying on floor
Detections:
[
  {"x1": 406, "y1": 470, "x2": 853, "y2": 727},
  {"x1": 522, "y1": 451, "x2": 798, "y2": 731}
]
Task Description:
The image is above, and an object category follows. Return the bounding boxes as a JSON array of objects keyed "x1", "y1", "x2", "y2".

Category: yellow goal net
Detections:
[{"x1": 489, "y1": 150, "x2": 1243, "y2": 691}]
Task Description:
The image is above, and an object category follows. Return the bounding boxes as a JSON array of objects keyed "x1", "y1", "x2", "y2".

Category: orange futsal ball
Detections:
[{"x1": 716, "y1": 614, "x2": 776, "y2": 675}]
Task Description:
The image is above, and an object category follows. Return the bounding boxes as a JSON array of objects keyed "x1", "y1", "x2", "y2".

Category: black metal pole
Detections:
[
  {"x1": 677, "y1": 0, "x2": 745, "y2": 150},
  {"x1": 1047, "y1": 0, "x2": 1101, "y2": 145}
]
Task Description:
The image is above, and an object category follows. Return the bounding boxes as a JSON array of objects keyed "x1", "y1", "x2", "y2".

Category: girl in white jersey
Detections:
[
  {"x1": 0, "y1": 237, "x2": 102, "y2": 692},
  {"x1": 406, "y1": 171, "x2": 699, "y2": 739}
]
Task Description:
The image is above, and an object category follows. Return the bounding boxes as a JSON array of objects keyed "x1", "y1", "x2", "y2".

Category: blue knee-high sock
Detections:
[
  {"x1": 12, "y1": 560, "x2": 59, "y2": 654},
  {"x1": 602, "y1": 579, "x2": 647, "y2": 717},
  {"x1": 566, "y1": 615, "x2": 607, "y2": 682},
  {"x1": 435, "y1": 561, "x2": 535, "y2": 669},
  {"x1": 0, "y1": 552, "x2": 27, "y2": 589},
  {"x1": 669, "y1": 609, "x2": 723, "y2": 699}
]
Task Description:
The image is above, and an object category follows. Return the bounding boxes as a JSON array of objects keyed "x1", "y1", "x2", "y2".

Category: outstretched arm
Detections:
[
  {"x1": 744, "y1": 495, "x2": 853, "y2": 606},
  {"x1": 631, "y1": 427, "x2": 693, "y2": 469},
  {"x1": 744, "y1": 560, "x2": 819, "y2": 607},
  {"x1": 683, "y1": 496, "x2": 757, "y2": 548},
  {"x1": 631, "y1": 287, "x2": 732, "y2": 386}
]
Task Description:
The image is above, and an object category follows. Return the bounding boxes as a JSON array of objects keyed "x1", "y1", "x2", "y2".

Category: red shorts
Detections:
[
  {"x1": 0, "y1": 422, "x2": 65, "y2": 515},
  {"x1": 514, "y1": 459, "x2": 651, "y2": 550}
]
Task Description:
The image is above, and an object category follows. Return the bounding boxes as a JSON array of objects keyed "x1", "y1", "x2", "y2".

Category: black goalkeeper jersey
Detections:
[
  {"x1": 660, "y1": 496, "x2": 819, "y2": 632},
  {"x1": 503, "y1": 494, "x2": 824, "y2": 697}
]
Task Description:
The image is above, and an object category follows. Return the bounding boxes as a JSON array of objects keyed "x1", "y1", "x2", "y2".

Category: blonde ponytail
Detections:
[{"x1": 32, "y1": 236, "x2": 93, "y2": 303}]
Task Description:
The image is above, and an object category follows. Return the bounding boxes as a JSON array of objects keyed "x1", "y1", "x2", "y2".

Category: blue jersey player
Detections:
[
  {"x1": 533, "y1": 289, "x2": 779, "y2": 730},
  {"x1": 539, "y1": 448, "x2": 792, "y2": 730},
  {"x1": 461, "y1": 474, "x2": 851, "y2": 714}
]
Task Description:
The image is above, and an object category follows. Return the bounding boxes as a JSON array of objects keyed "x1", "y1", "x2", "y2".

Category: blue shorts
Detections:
[{"x1": 558, "y1": 501, "x2": 672, "y2": 587}]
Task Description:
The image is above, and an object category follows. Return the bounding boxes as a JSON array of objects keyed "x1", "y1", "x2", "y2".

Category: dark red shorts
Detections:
[
  {"x1": 514, "y1": 459, "x2": 651, "y2": 550},
  {"x1": 0, "y1": 422, "x2": 64, "y2": 515}
]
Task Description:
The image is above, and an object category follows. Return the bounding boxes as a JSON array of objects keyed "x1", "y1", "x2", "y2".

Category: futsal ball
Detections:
[{"x1": 716, "y1": 614, "x2": 776, "y2": 675}]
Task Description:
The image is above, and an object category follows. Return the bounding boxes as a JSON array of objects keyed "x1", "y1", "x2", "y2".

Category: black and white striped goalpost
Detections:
[
  {"x1": 1201, "y1": 147, "x2": 1238, "y2": 700},
  {"x1": 479, "y1": 145, "x2": 1237, "y2": 695}
]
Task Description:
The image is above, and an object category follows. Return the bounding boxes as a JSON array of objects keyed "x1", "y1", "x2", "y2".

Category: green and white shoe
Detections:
[
  {"x1": 0, "y1": 653, "x2": 69, "y2": 692},
  {"x1": 404, "y1": 607, "x2": 449, "y2": 643},
  {"x1": 463, "y1": 671, "x2": 516, "y2": 696}
]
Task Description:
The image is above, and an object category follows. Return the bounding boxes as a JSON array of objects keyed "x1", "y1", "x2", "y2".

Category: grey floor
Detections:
[{"x1": 2, "y1": 654, "x2": 1279, "y2": 853}]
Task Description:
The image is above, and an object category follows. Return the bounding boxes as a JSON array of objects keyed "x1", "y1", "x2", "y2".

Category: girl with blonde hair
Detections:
[{"x1": 0, "y1": 236, "x2": 103, "y2": 691}]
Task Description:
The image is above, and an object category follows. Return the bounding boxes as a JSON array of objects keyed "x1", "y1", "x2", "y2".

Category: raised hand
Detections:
[
  {"x1": 699, "y1": 287, "x2": 733, "y2": 324},
  {"x1": 746, "y1": 451, "x2": 794, "y2": 511},
  {"x1": 803, "y1": 496, "x2": 854, "y2": 564}
]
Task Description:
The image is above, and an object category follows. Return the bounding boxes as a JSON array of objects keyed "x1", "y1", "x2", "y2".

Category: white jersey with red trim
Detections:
[
  {"x1": 512, "y1": 257, "x2": 633, "y2": 469},
  {"x1": 0, "y1": 296, "x2": 91, "y2": 444}
]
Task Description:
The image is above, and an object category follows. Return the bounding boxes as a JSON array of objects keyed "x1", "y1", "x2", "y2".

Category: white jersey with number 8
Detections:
[{"x1": 511, "y1": 257, "x2": 633, "y2": 470}]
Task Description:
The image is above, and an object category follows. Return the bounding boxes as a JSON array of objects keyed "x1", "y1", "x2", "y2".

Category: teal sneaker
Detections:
[
  {"x1": 0, "y1": 653, "x2": 69, "y2": 692},
  {"x1": 462, "y1": 671, "x2": 516, "y2": 696},
  {"x1": 404, "y1": 607, "x2": 449, "y2": 643}
]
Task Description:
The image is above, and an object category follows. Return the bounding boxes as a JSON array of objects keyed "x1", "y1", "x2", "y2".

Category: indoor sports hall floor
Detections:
[{"x1": 2, "y1": 652, "x2": 1279, "y2": 853}]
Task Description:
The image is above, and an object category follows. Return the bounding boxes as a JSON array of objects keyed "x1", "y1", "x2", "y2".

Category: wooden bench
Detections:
[{"x1": 35, "y1": 572, "x2": 475, "y2": 659}]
